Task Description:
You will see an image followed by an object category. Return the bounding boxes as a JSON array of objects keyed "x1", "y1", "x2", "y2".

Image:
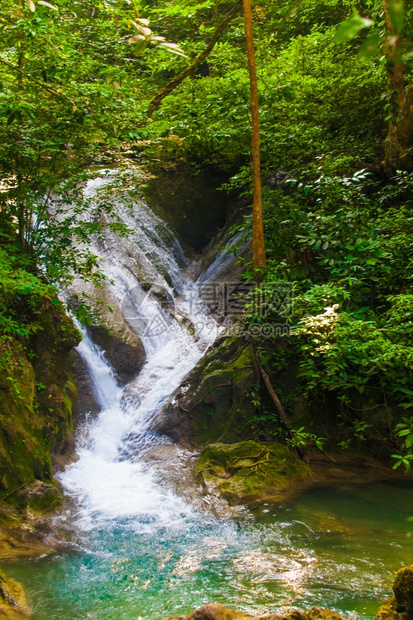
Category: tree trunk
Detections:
[
  {"x1": 383, "y1": 0, "x2": 413, "y2": 174},
  {"x1": 242, "y1": 0, "x2": 266, "y2": 278},
  {"x1": 384, "y1": 84, "x2": 413, "y2": 174}
]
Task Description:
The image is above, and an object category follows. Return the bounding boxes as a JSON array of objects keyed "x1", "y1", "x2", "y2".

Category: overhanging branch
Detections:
[{"x1": 147, "y1": 0, "x2": 242, "y2": 117}]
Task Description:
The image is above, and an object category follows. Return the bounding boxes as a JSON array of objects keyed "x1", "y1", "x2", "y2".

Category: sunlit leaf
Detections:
[
  {"x1": 28, "y1": 0, "x2": 36, "y2": 12},
  {"x1": 136, "y1": 18, "x2": 150, "y2": 26},
  {"x1": 132, "y1": 21, "x2": 151, "y2": 37},
  {"x1": 158, "y1": 41, "x2": 187, "y2": 57},
  {"x1": 38, "y1": 0, "x2": 58, "y2": 9},
  {"x1": 129, "y1": 34, "x2": 145, "y2": 44}
]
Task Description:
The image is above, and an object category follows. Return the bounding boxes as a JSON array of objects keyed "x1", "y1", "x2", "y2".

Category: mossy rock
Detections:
[
  {"x1": 195, "y1": 440, "x2": 311, "y2": 505},
  {"x1": 14, "y1": 481, "x2": 62, "y2": 514},
  {"x1": 156, "y1": 338, "x2": 259, "y2": 446},
  {"x1": 163, "y1": 602, "x2": 346, "y2": 620},
  {"x1": 0, "y1": 569, "x2": 30, "y2": 618},
  {"x1": 376, "y1": 565, "x2": 413, "y2": 619}
]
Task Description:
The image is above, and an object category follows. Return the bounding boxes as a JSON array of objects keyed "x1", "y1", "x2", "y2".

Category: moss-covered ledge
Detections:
[{"x1": 0, "y1": 303, "x2": 79, "y2": 497}]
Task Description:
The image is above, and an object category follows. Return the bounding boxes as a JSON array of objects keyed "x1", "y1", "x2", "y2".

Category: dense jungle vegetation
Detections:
[{"x1": 2, "y1": 0, "x2": 413, "y2": 466}]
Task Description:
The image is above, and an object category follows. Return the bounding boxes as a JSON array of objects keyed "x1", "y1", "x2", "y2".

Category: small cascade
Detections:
[{"x1": 75, "y1": 327, "x2": 122, "y2": 410}]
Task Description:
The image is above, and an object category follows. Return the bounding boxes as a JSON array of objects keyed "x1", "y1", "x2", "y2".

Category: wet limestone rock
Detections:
[
  {"x1": 0, "y1": 569, "x2": 30, "y2": 618},
  {"x1": 376, "y1": 565, "x2": 413, "y2": 620},
  {"x1": 69, "y1": 281, "x2": 146, "y2": 385},
  {"x1": 88, "y1": 324, "x2": 145, "y2": 385},
  {"x1": 195, "y1": 440, "x2": 312, "y2": 504},
  {"x1": 155, "y1": 338, "x2": 258, "y2": 447},
  {"x1": 163, "y1": 602, "x2": 346, "y2": 620},
  {"x1": 72, "y1": 350, "x2": 100, "y2": 421}
]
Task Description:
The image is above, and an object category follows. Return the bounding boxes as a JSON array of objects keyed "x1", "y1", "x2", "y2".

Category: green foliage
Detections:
[
  {"x1": 0, "y1": 245, "x2": 55, "y2": 344},
  {"x1": 287, "y1": 427, "x2": 326, "y2": 452}
]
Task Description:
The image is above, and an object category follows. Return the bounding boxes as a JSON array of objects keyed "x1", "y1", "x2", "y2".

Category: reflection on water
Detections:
[{"x1": 2, "y1": 479, "x2": 413, "y2": 620}]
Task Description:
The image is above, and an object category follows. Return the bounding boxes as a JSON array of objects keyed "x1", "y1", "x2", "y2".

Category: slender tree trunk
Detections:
[
  {"x1": 383, "y1": 0, "x2": 413, "y2": 174},
  {"x1": 242, "y1": 0, "x2": 266, "y2": 279},
  {"x1": 147, "y1": 1, "x2": 242, "y2": 117},
  {"x1": 250, "y1": 339, "x2": 305, "y2": 461}
]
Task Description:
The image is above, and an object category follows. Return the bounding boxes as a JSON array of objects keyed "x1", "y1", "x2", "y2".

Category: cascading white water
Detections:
[{"x1": 58, "y1": 171, "x2": 223, "y2": 531}]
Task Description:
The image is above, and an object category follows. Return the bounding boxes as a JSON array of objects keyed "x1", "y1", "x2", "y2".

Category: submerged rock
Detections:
[
  {"x1": 195, "y1": 440, "x2": 311, "y2": 504},
  {"x1": 0, "y1": 569, "x2": 30, "y2": 618},
  {"x1": 376, "y1": 564, "x2": 413, "y2": 619},
  {"x1": 163, "y1": 602, "x2": 346, "y2": 620}
]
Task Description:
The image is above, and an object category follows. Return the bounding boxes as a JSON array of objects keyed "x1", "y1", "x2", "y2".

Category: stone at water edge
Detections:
[
  {"x1": 0, "y1": 569, "x2": 30, "y2": 618},
  {"x1": 162, "y1": 602, "x2": 346, "y2": 620},
  {"x1": 375, "y1": 564, "x2": 413, "y2": 619},
  {"x1": 195, "y1": 440, "x2": 312, "y2": 505}
]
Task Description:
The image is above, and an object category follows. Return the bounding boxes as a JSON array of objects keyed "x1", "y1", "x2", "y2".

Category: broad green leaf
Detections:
[{"x1": 334, "y1": 13, "x2": 374, "y2": 43}]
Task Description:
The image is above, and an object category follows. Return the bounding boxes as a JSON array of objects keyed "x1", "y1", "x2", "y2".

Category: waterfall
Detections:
[{"x1": 57, "y1": 170, "x2": 223, "y2": 532}]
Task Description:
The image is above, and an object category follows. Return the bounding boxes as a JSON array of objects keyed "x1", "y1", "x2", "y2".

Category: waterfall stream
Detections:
[
  {"x1": 4, "y1": 171, "x2": 413, "y2": 620},
  {"x1": 59, "y1": 171, "x2": 222, "y2": 530}
]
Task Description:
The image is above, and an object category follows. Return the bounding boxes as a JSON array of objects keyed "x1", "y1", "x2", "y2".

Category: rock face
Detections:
[
  {"x1": 0, "y1": 569, "x2": 30, "y2": 618},
  {"x1": 163, "y1": 602, "x2": 346, "y2": 620},
  {"x1": 155, "y1": 337, "x2": 258, "y2": 447},
  {"x1": 375, "y1": 565, "x2": 413, "y2": 619},
  {"x1": 195, "y1": 440, "x2": 311, "y2": 504},
  {"x1": 0, "y1": 303, "x2": 79, "y2": 496}
]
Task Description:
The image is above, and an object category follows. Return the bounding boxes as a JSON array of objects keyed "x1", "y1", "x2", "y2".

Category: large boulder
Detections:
[
  {"x1": 376, "y1": 565, "x2": 413, "y2": 619},
  {"x1": 195, "y1": 440, "x2": 312, "y2": 505},
  {"x1": 163, "y1": 602, "x2": 346, "y2": 620},
  {"x1": 88, "y1": 324, "x2": 145, "y2": 385},
  {"x1": 69, "y1": 282, "x2": 146, "y2": 386}
]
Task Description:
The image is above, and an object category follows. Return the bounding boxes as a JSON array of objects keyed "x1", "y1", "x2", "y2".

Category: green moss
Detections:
[{"x1": 196, "y1": 440, "x2": 311, "y2": 504}]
